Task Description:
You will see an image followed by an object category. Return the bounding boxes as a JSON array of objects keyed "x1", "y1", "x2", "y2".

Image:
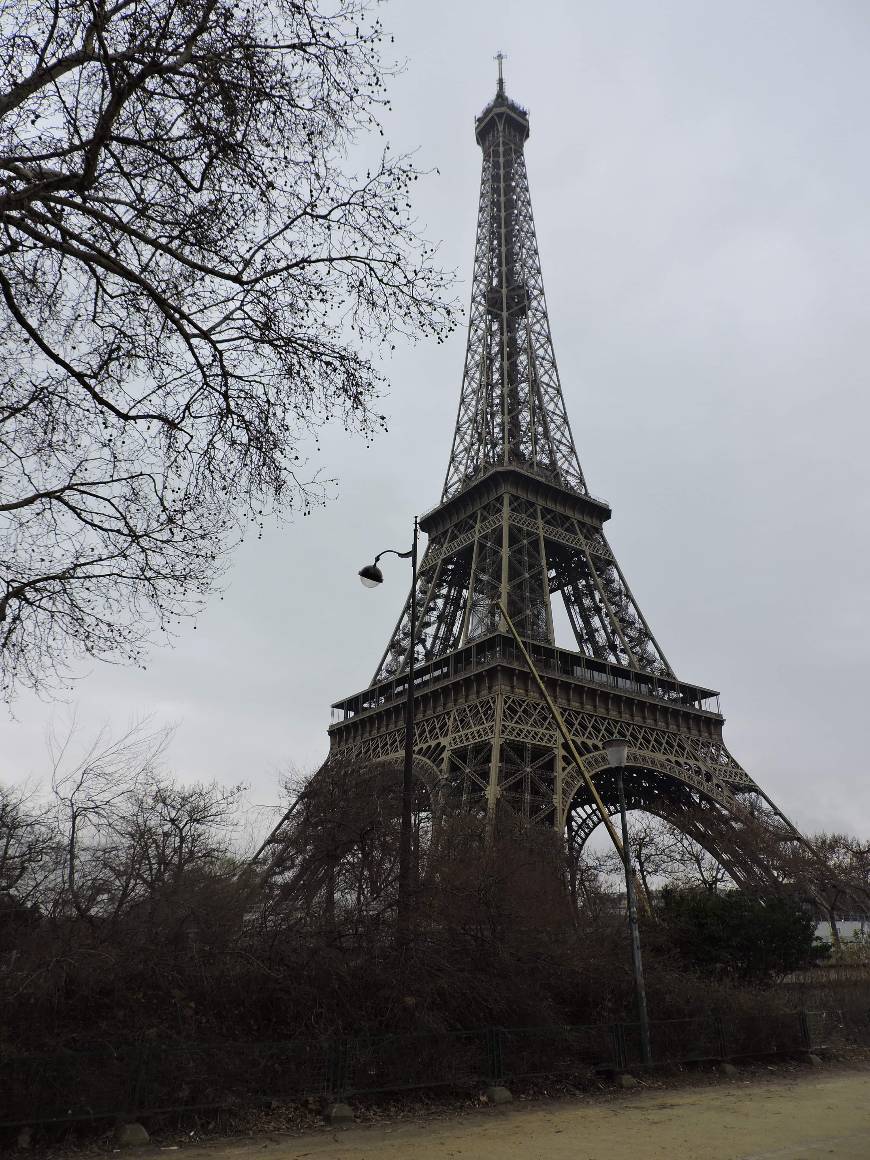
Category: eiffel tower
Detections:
[{"x1": 326, "y1": 67, "x2": 802, "y2": 887}]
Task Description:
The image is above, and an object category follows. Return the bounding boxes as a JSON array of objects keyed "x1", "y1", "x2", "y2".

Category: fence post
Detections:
[
  {"x1": 126, "y1": 1040, "x2": 150, "y2": 1121},
  {"x1": 714, "y1": 1016, "x2": 728, "y2": 1061},
  {"x1": 486, "y1": 1027, "x2": 504, "y2": 1084},
  {"x1": 326, "y1": 1038, "x2": 349, "y2": 1101},
  {"x1": 799, "y1": 1010, "x2": 811, "y2": 1051},
  {"x1": 609, "y1": 1024, "x2": 626, "y2": 1071}
]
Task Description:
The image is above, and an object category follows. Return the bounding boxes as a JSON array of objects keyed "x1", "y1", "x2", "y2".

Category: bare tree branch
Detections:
[{"x1": 0, "y1": 0, "x2": 456, "y2": 698}]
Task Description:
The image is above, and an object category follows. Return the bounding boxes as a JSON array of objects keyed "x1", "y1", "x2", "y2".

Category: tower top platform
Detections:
[{"x1": 475, "y1": 88, "x2": 530, "y2": 145}]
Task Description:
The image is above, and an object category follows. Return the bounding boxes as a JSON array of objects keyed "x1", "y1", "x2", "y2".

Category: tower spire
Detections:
[
  {"x1": 443, "y1": 79, "x2": 585, "y2": 503},
  {"x1": 495, "y1": 50, "x2": 506, "y2": 97}
]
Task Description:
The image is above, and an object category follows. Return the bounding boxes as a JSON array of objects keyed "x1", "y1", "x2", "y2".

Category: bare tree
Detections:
[
  {"x1": 45, "y1": 716, "x2": 246, "y2": 930},
  {"x1": 122, "y1": 774, "x2": 242, "y2": 894},
  {"x1": 565, "y1": 819, "x2": 615, "y2": 920},
  {"x1": 48, "y1": 716, "x2": 172, "y2": 917},
  {"x1": 259, "y1": 761, "x2": 411, "y2": 944},
  {"x1": 780, "y1": 831, "x2": 870, "y2": 951},
  {"x1": 653, "y1": 822, "x2": 731, "y2": 894},
  {"x1": 0, "y1": 781, "x2": 57, "y2": 908},
  {"x1": 599, "y1": 815, "x2": 732, "y2": 902},
  {"x1": 0, "y1": 0, "x2": 455, "y2": 698}
]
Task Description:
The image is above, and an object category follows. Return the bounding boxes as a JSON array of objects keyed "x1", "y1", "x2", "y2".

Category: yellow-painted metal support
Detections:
[
  {"x1": 497, "y1": 601, "x2": 652, "y2": 916},
  {"x1": 497, "y1": 602, "x2": 624, "y2": 856}
]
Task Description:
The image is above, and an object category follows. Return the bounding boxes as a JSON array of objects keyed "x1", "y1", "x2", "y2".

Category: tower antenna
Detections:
[{"x1": 494, "y1": 50, "x2": 506, "y2": 96}]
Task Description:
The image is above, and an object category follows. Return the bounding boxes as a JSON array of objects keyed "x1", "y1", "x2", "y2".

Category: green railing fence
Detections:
[{"x1": 2, "y1": 1006, "x2": 867, "y2": 1129}]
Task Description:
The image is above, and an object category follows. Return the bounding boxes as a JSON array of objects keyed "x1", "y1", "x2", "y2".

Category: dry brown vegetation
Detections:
[{"x1": 2, "y1": 724, "x2": 867, "y2": 1059}]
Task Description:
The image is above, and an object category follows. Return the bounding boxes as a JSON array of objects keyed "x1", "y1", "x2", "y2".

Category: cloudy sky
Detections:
[{"x1": 4, "y1": 0, "x2": 870, "y2": 839}]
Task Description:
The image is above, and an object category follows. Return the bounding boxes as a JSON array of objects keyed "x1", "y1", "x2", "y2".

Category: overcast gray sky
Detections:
[{"x1": 4, "y1": 0, "x2": 870, "y2": 839}]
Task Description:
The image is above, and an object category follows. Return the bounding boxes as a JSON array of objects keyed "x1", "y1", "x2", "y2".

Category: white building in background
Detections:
[{"x1": 815, "y1": 914, "x2": 869, "y2": 944}]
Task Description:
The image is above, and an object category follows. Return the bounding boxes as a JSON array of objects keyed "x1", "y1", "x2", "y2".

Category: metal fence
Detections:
[{"x1": 2, "y1": 1007, "x2": 867, "y2": 1129}]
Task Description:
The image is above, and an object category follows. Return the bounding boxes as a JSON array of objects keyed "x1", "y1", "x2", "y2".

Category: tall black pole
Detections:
[
  {"x1": 397, "y1": 516, "x2": 418, "y2": 949},
  {"x1": 617, "y1": 766, "x2": 652, "y2": 1066}
]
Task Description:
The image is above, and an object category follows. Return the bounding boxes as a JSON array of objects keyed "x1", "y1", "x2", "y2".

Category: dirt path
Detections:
[{"x1": 163, "y1": 1069, "x2": 870, "y2": 1160}]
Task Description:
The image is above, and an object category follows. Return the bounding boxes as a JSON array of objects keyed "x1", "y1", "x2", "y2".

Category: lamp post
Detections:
[
  {"x1": 359, "y1": 516, "x2": 419, "y2": 948},
  {"x1": 602, "y1": 737, "x2": 652, "y2": 1067}
]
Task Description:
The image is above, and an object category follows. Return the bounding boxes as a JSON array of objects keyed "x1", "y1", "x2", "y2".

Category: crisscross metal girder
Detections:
[
  {"x1": 442, "y1": 93, "x2": 586, "y2": 500},
  {"x1": 328, "y1": 688, "x2": 773, "y2": 856},
  {"x1": 372, "y1": 87, "x2": 673, "y2": 685},
  {"x1": 566, "y1": 773, "x2": 800, "y2": 891},
  {"x1": 339, "y1": 692, "x2": 753, "y2": 796},
  {"x1": 372, "y1": 492, "x2": 672, "y2": 683}
]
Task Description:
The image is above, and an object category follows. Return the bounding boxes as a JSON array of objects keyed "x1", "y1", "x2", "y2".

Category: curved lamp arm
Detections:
[{"x1": 374, "y1": 547, "x2": 413, "y2": 563}]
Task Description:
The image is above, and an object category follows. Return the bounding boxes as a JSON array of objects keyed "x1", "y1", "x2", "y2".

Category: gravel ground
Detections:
[
  {"x1": 59, "y1": 1059, "x2": 870, "y2": 1160},
  {"x1": 160, "y1": 1069, "x2": 870, "y2": 1160}
]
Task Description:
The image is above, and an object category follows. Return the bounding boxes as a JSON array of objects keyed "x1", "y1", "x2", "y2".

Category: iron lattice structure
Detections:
[{"x1": 325, "y1": 77, "x2": 802, "y2": 884}]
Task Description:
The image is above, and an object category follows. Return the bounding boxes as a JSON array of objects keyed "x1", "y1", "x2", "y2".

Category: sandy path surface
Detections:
[{"x1": 162, "y1": 1071, "x2": 870, "y2": 1160}]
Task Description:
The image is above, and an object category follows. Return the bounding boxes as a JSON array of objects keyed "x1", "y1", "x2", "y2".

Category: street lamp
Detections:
[
  {"x1": 603, "y1": 737, "x2": 652, "y2": 1067},
  {"x1": 358, "y1": 517, "x2": 419, "y2": 948},
  {"x1": 358, "y1": 563, "x2": 385, "y2": 587}
]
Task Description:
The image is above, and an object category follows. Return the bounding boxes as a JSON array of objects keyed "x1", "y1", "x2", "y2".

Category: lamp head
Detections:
[
  {"x1": 603, "y1": 737, "x2": 629, "y2": 769},
  {"x1": 358, "y1": 562, "x2": 384, "y2": 588}
]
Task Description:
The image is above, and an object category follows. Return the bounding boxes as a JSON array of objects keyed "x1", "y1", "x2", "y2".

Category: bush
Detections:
[{"x1": 657, "y1": 887, "x2": 829, "y2": 982}]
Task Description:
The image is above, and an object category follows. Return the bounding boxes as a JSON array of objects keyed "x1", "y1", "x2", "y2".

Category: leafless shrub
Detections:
[
  {"x1": 3, "y1": 738, "x2": 868, "y2": 1051},
  {"x1": 776, "y1": 831, "x2": 870, "y2": 950}
]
